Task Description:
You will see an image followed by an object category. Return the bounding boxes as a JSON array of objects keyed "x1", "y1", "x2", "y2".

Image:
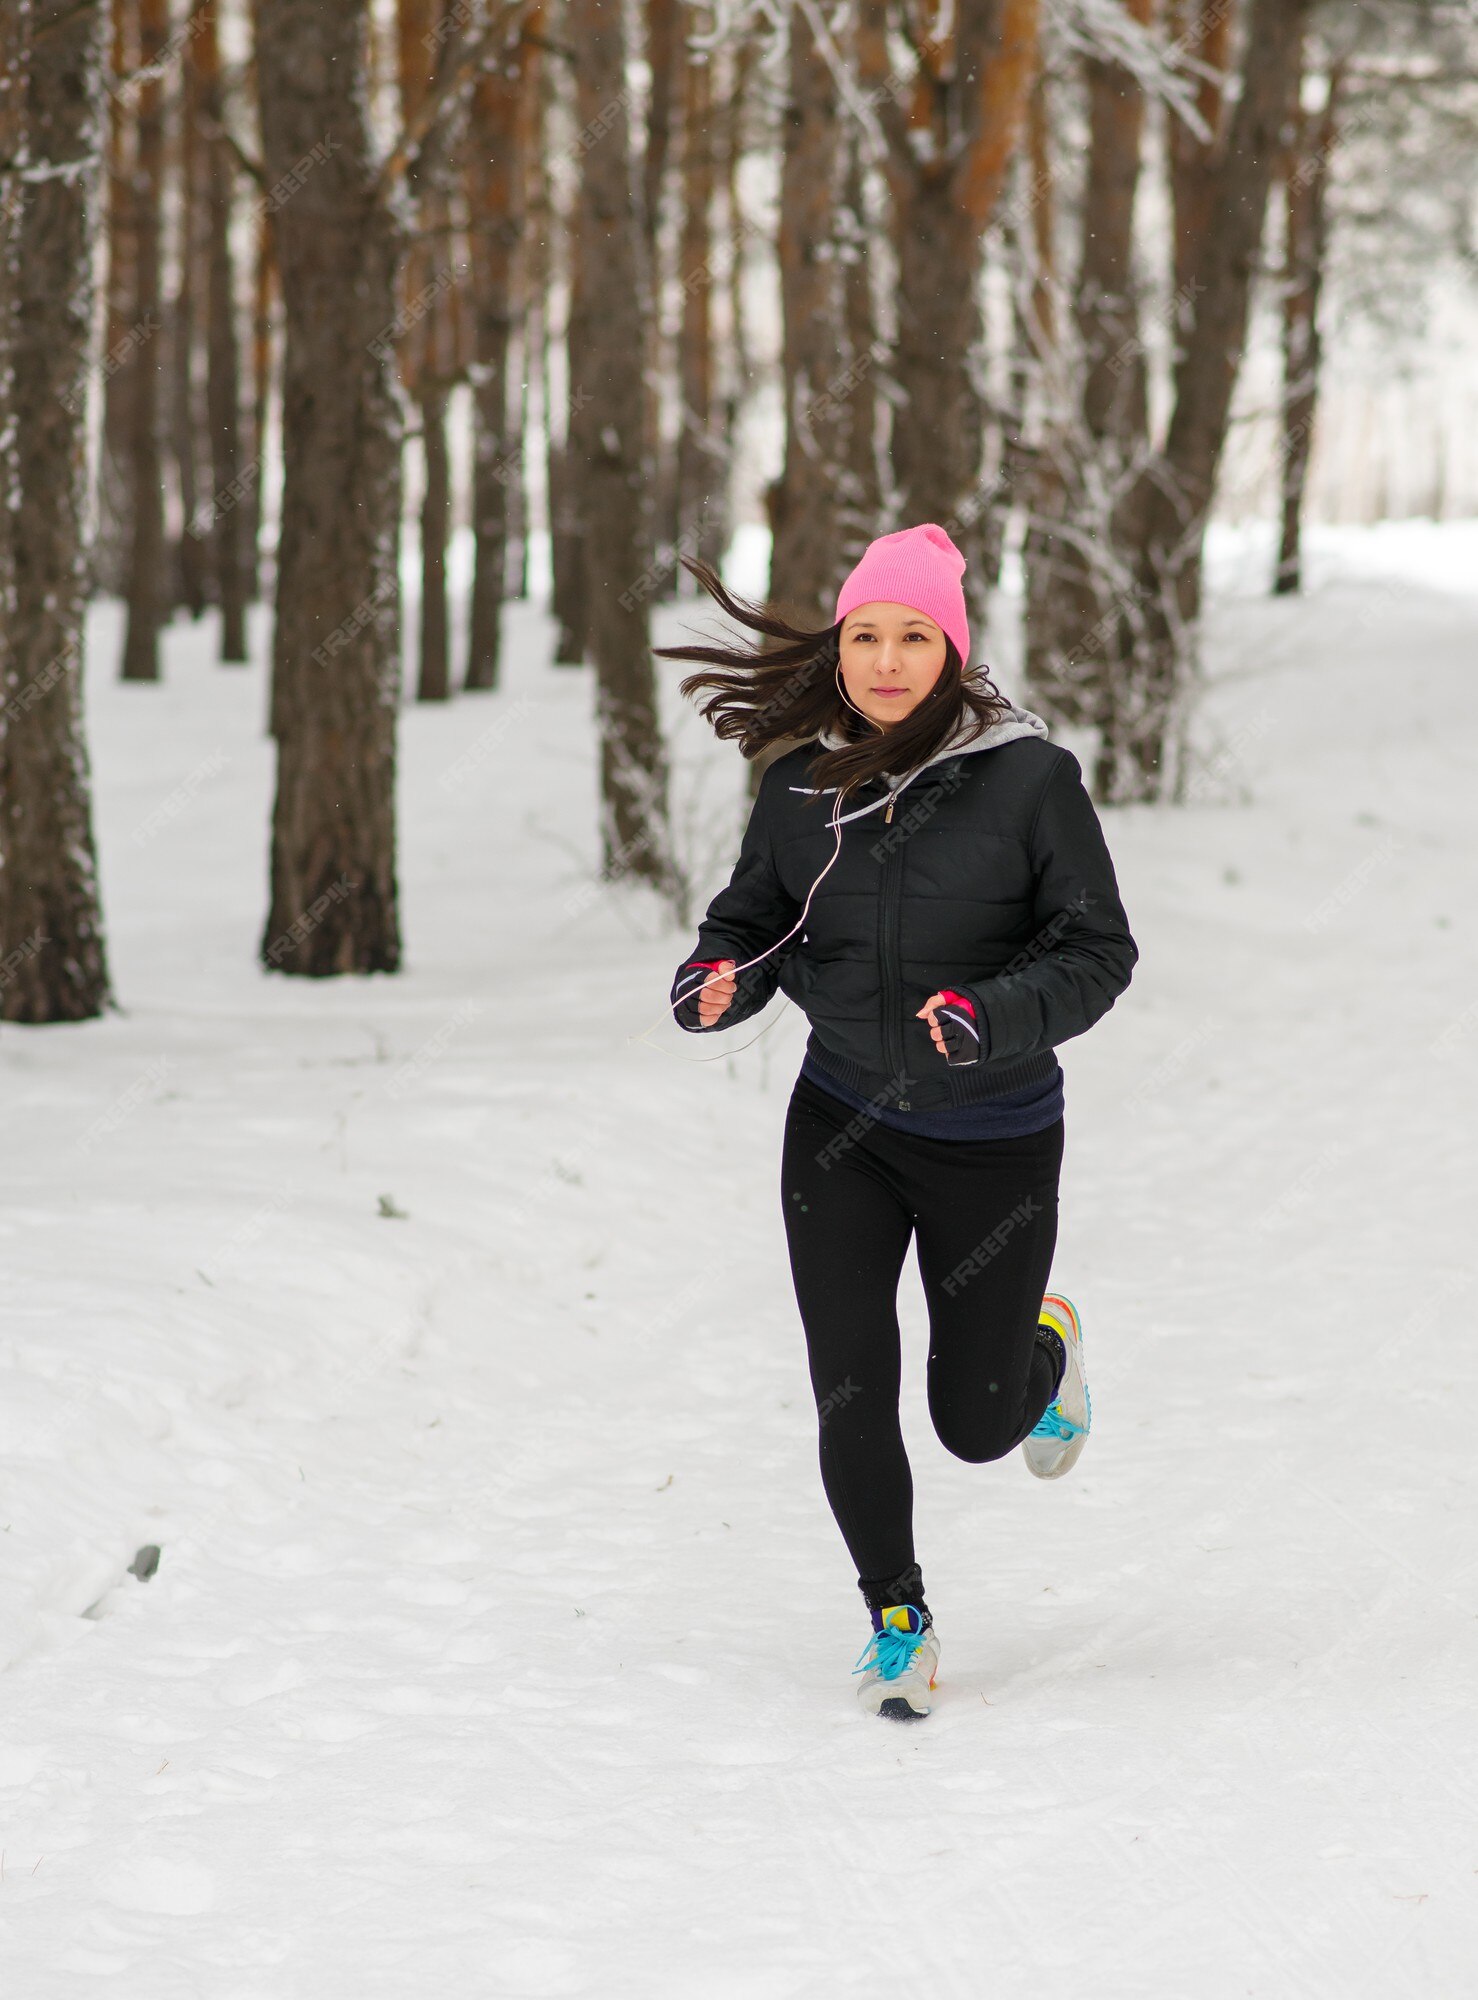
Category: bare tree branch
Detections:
[
  {"x1": 375, "y1": 0, "x2": 535, "y2": 204},
  {"x1": 195, "y1": 107, "x2": 267, "y2": 191}
]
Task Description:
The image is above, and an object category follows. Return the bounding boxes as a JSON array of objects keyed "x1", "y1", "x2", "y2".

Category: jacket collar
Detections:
[{"x1": 816, "y1": 700, "x2": 1050, "y2": 788}]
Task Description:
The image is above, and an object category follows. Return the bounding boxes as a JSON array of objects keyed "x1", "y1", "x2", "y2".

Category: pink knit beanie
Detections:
[{"x1": 834, "y1": 522, "x2": 970, "y2": 667}]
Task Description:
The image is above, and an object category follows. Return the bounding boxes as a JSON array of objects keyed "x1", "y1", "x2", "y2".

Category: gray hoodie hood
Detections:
[{"x1": 816, "y1": 699, "x2": 1050, "y2": 789}]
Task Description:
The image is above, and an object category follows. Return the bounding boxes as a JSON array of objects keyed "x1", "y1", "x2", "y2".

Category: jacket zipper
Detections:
[{"x1": 879, "y1": 818, "x2": 908, "y2": 1105}]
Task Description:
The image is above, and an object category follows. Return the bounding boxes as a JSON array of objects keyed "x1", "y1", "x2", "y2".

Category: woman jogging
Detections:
[{"x1": 658, "y1": 523, "x2": 1139, "y2": 1722}]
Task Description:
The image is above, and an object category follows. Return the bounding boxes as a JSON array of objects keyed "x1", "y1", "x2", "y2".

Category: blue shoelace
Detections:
[
  {"x1": 1030, "y1": 1326, "x2": 1088, "y2": 1442},
  {"x1": 1030, "y1": 1369, "x2": 1091, "y2": 1442},
  {"x1": 852, "y1": 1619, "x2": 925, "y2": 1683},
  {"x1": 1029, "y1": 1401, "x2": 1085, "y2": 1442}
]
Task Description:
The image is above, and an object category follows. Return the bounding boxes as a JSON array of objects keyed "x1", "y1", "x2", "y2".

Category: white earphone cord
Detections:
[{"x1": 630, "y1": 751, "x2": 938, "y2": 1061}]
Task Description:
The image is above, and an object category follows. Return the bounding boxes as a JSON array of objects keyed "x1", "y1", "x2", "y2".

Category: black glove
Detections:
[
  {"x1": 671, "y1": 959, "x2": 732, "y2": 1033},
  {"x1": 931, "y1": 987, "x2": 983, "y2": 1067}
]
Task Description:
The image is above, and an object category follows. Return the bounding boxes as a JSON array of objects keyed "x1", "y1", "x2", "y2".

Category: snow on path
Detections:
[{"x1": 0, "y1": 526, "x2": 1474, "y2": 1996}]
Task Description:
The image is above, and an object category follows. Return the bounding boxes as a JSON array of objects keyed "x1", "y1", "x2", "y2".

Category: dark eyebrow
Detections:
[{"x1": 846, "y1": 617, "x2": 934, "y2": 630}]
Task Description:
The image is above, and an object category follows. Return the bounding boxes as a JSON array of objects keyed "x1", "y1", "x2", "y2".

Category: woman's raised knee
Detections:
[{"x1": 930, "y1": 1394, "x2": 1021, "y2": 1465}]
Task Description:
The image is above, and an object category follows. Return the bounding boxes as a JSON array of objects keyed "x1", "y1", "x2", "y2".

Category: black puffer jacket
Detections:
[{"x1": 669, "y1": 703, "x2": 1139, "y2": 1113}]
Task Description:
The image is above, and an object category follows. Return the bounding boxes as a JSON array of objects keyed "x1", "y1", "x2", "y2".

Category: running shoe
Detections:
[
  {"x1": 1023, "y1": 1292, "x2": 1091, "y2": 1480},
  {"x1": 853, "y1": 1605, "x2": 940, "y2": 1720}
]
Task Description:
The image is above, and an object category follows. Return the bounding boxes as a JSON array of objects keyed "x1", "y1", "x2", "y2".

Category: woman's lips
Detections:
[{"x1": 872, "y1": 688, "x2": 906, "y2": 696}]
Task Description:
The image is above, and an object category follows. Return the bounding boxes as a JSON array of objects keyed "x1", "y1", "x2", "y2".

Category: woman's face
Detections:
[{"x1": 837, "y1": 602, "x2": 948, "y2": 729}]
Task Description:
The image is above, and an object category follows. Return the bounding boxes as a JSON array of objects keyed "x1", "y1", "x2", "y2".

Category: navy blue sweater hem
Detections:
[{"x1": 796, "y1": 1050, "x2": 1064, "y2": 1142}]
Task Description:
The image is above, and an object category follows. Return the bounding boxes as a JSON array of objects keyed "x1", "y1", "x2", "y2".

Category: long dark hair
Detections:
[{"x1": 654, "y1": 556, "x2": 1014, "y2": 801}]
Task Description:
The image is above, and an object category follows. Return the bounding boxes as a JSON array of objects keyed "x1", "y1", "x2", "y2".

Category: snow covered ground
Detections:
[{"x1": 1, "y1": 521, "x2": 1474, "y2": 1996}]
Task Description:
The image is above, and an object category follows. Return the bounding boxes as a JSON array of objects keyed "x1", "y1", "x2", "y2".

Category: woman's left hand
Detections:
[
  {"x1": 916, "y1": 992, "x2": 951, "y2": 1059},
  {"x1": 916, "y1": 989, "x2": 981, "y2": 1066}
]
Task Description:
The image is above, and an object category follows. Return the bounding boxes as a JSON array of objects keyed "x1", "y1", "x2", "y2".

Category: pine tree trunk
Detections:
[
  {"x1": 1076, "y1": 12, "x2": 1152, "y2": 451},
  {"x1": 247, "y1": 208, "x2": 275, "y2": 608},
  {"x1": 643, "y1": 0, "x2": 679, "y2": 562},
  {"x1": 170, "y1": 61, "x2": 208, "y2": 622},
  {"x1": 549, "y1": 182, "x2": 588, "y2": 667},
  {"x1": 1024, "y1": 2, "x2": 1151, "y2": 727},
  {"x1": 767, "y1": 0, "x2": 846, "y2": 631},
  {"x1": 0, "y1": 0, "x2": 27, "y2": 826},
  {"x1": 1167, "y1": 0, "x2": 1235, "y2": 323},
  {"x1": 892, "y1": 200, "x2": 988, "y2": 581},
  {"x1": 503, "y1": 39, "x2": 544, "y2": 610},
  {"x1": 1094, "y1": 0, "x2": 1309, "y2": 803},
  {"x1": 566, "y1": 0, "x2": 678, "y2": 901},
  {"x1": 991, "y1": 235, "x2": 1030, "y2": 593},
  {"x1": 396, "y1": 0, "x2": 453, "y2": 704},
  {"x1": 96, "y1": 0, "x2": 136, "y2": 600},
  {"x1": 418, "y1": 381, "x2": 451, "y2": 700},
  {"x1": 1, "y1": 0, "x2": 113, "y2": 1022},
  {"x1": 1018, "y1": 67, "x2": 1077, "y2": 710},
  {"x1": 1274, "y1": 62, "x2": 1343, "y2": 597},
  {"x1": 990, "y1": 61, "x2": 1061, "y2": 595},
  {"x1": 722, "y1": 37, "x2": 753, "y2": 425},
  {"x1": 510, "y1": 33, "x2": 545, "y2": 615},
  {"x1": 255, "y1": 0, "x2": 403, "y2": 976},
  {"x1": 464, "y1": 142, "x2": 513, "y2": 694},
  {"x1": 465, "y1": 24, "x2": 536, "y2": 692},
  {"x1": 549, "y1": 437, "x2": 587, "y2": 664},
  {"x1": 837, "y1": 117, "x2": 883, "y2": 557},
  {"x1": 728, "y1": 42, "x2": 761, "y2": 813},
  {"x1": 196, "y1": 0, "x2": 249, "y2": 660},
  {"x1": 119, "y1": 0, "x2": 167, "y2": 681},
  {"x1": 506, "y1": 314, "x2": 530, "y2": 600},
  {"x1": 642, "y1": 0, "x2": 678, "y2": 258},
  {"x1": 673, "y1": 33, "x2": 727, "y2": 579},
  {"x1": 860, "y1": 0, "x2": 1040, "y2": 646}
]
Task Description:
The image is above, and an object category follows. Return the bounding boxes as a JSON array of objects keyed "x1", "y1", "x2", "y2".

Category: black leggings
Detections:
[{"x1": 780, "y1": 1069, "x2": 1064, "y2": 1589}]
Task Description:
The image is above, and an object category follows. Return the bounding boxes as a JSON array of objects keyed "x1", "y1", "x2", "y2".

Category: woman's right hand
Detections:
[{"x1": 697, "y1": 960, "x2": 737, "y2": 1027}]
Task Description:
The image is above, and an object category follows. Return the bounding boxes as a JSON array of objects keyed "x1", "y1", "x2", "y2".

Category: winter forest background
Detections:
[{"x1": 1, "y1": 1, "x2": 1476, "y2": 1993}]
